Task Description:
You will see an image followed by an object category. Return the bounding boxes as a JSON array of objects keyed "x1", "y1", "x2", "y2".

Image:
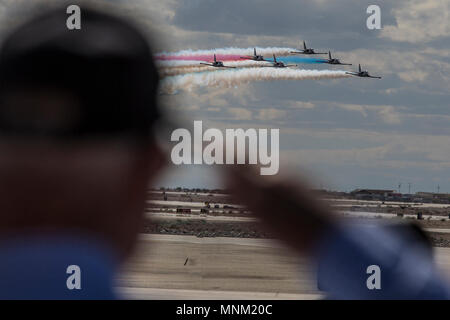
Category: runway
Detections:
[
  {"x1": 147, "y1": 211, "x2": 449, "y2": 223},
  {"x1": 117, "y1": 287, "x2": 320, "y2": 300},
  {"x1": 116, "y1": 234, "x2": 450, "y2": 300},
  {"x1": 147, "y1": 212, "x2": 255, "y2": 223}
]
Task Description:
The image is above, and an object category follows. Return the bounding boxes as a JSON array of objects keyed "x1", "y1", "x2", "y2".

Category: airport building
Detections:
[
  {"x1": 350, "y1": 189, "x2": 395, "y2": 201},
  {"x1": 416, "y1": 192, "x2": 450, "y2": 204}
]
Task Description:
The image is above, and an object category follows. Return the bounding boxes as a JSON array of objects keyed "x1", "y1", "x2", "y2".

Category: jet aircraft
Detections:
[
  {"x1": 346, "y1": 64, "x2": 382, "y2": 79},
  {"x1": 200, "y1": 54, "x2": 236, "y2": 68},
  {"x1": 291, "y1": 41, "x2": 327, "y2": 55},
  {"x1": 321, "y1": 51, "x2": 352, "y2": 66},
  {"x1": 266, "y1": 54, "x2": 297, "y2": 68},
  {"x1": 240, "y1": 48, "x2": 269, "y2": 62}
]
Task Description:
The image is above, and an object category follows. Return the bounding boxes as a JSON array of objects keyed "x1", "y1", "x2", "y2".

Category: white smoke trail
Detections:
[
  {"x1": 160, "y1": 68, "x2": 351, "y2": 94},
  {"x1": 157, "y1": 59, "x2": 269, "y2": 68},
  {"x1": 155, "y1": 47, "x2": 297, "y2": 57},
  {"x1": 160, "y1": 66, "x2": 210, "y2": 77},
  {"x1": 158, "y1": 60, "x2": 271, "y2": 76},
  {"x1": 155, "y1": 60, "x2": 202, "y2": 68}
]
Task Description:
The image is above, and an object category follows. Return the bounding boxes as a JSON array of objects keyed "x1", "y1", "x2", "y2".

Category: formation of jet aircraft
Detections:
[{"x1": 200, "y1": 41, "x2": 381, "y2": 79}]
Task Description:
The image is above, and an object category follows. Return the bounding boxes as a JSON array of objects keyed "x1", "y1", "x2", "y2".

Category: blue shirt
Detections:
[
  {"x1": 316, "y1": 223, "x2": 450, "y2": 299},
  {"x1": 0, "y1": 235, "x2": 117, "y2": 299}
]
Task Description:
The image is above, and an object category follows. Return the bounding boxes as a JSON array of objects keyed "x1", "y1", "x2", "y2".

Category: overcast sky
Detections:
[{"x1": 1, "y1": 0, "x2": 449, "y2": 192}]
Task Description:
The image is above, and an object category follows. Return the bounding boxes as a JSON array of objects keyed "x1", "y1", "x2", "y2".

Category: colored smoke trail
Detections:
[
  {"x1": 155, "y1": 47, "x2": 353, "y2": 92},
  {"x1": 155, "y1": 60, "x2": 204, "y2": 67},
  {"x1": 156, "y1": 57, "x2": 322, "y2": 69},
  {"x1": 155, "y1": 47, "x2": 297, "y2": 61},
  {"x1": 267, "y1": 56, "x2": 326, "y2": 64},
  {"x1": 159, "y1": 60, "x2": 270, "y2": 77},
  {"x1": 156, "y1": 54, "x2": 243, "y2": 62},
  {"x1": 160, "y1": 68, "x2": 351, "y2": 94},
  {"x1": 157, "y1": 59, "x2": 269, "y2": 69},
  {"x1": 160, "y1": 66, "x2": 210, "y2": 77}
]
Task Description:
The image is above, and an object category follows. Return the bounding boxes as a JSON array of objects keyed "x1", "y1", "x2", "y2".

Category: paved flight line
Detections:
[
  {"x1": 117, "y1": 234, "x2": 450, "y2": 300},
  {"x1": 148, "y1": 212, "x2": 450, "y2": 231},
  {"x1": 117, "y1": 287, "x2": 320, "y2": 300}
]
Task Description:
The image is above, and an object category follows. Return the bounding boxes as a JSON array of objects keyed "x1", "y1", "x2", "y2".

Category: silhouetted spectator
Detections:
[{"x1": 0, "y1": 6, "x2": 164, "y2": 299}]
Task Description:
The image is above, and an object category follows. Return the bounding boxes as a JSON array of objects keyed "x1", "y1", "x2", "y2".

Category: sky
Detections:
[{"x1": 0, "y1": 0, "x2": 449, "y2": 193}]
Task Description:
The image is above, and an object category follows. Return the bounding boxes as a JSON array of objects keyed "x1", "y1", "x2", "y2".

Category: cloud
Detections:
[
  {"x1": 337, "y1": 103, "x2": 368, "y2": 118},
  {"x1": 397, "y1": 70, "x2": 429, "y2": 83},
  {"x1": 282, "y1": 129, "x2": 450, "y2": 170},
  {"x1": 381, "y1": 0, "x2": 450, "y2": 43},
  {"x1": 227, "y1": 107, "x2": 252, "y2": 120},
  {"x1": 377, "y1": 105, "x2": 402, "y2": 124},
  {"x1": 335, "y1": 103, "x2": 402, "y2": 125},
  {"x1": 256, "y1": 108, "x2": 287, "y2": 121},
  {"x1": 287, "y1": 101, "x2": 316, "y2": 109},
  {"x1": 0, "y1": 0, "x2": 448, "y2": 191},
  {"x1": 170, "y1": 0, "x2": 399, "y2": 49}
]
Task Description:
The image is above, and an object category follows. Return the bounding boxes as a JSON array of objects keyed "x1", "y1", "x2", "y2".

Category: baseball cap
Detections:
[{"x1": 0, "y1": 6, "x2": 160, "y2": 140}]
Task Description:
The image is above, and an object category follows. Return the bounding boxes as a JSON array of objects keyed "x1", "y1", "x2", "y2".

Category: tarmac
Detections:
[{"x1": 116, "y1": 234, "x2": 450, "y2": 300}]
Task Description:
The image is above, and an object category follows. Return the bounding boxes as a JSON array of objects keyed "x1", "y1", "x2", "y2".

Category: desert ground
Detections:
[
  {"x1": 114, "y1": 191, "x2": 450, "y2": 299},
  {"x1": 116, "y1": 234, "x2": 450, "y2": 299}
]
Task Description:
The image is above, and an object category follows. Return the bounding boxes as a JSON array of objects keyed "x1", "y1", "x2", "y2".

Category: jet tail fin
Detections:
[
  {"x1": 254, "y1": 48, "x2": 257, "y2": 56},
  {"x1": 329, "y1": 51, "x2": 332, "y2": 59},
  {"x1": 359, "y1": 64, "x2": 361, "y2": 72},
  {"x1": 303, "y1": 41, "x2": 307, "y2": 50},
  {"x1": 273, "y1": 54, "x2": 277, "y2": 63},
  {"x1": 214, "y1": 54, "x2": 217, "y2": 62}
]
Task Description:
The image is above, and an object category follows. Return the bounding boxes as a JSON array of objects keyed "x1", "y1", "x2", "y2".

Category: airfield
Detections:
[
  {"x1": 117, "y1": 234, "x2": 318, "y2": 299},
  {"x1": 117, "y1": 234, "x2": 450, "y2": 300},
  {"x1": 115, "y1": 191, "x2": 450, "y2": 299}
]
